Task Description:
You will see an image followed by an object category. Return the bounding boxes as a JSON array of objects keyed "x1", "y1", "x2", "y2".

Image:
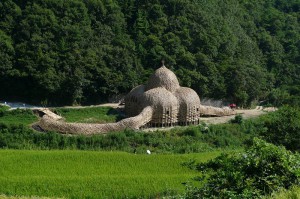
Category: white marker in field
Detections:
[{"x1": 146, "y1": 150, "x2": 151, "y2": 155}]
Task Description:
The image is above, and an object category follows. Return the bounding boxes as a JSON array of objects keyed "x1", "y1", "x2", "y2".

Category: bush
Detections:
[
  {"x1": 185, "y1": 138, "x2": 300, "y2": 199},
  {"x1": 0, "y1": 105, "x2": 9, "y2": 116},
  {"x1": 259, "y1": 106, "x2": 300, "y2": 152},
  {"x1": 230, "y1": 114, "x2": 243, "y2": 124},
  {"x1": 268, "y1": 186, "x2": 300, "y2": 199},
  {"x1": 0, "y1": 122, "x2": 252, "y2": 153}
]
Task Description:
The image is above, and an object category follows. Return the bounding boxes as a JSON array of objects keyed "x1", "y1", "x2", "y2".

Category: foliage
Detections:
[
  {"x1": 0, "y1": 105, "x2": 10, "y2": 117},
  {"x1": 185, "y1": 138, "x2": 300, "y2": 199},
  {"x1": 0, "y1": 0, "x2": 299, "y2": 106},
  {"x1": 259, "y1": 106, "x2": 300, "y2": 152},
  {"x1": 0, "y1": 150, "x2": 220, "y2": 198},
  {"x1": 267, "y1": 186, "x2": 300, "y2": 199},
  {"x1": 230, "y1": 114, "x2": 243, "y2": 124},
  {"x1": 0, "y1": 123, "x2": 250, "y2": 153}
]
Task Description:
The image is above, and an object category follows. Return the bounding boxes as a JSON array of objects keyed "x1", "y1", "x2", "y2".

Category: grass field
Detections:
[
  {"x1": 0, "y1": 195, "x2": 53, "y2": 199},
  {"x1": 0, "y1": 106, "x2": 121, "y2": 126},
  {"x1": 0, "y1": 106, "x2": 122, "y2": 126},
  {"x1": 53, "y1": 107, "x2": 122, "y2": 123},
  {"x1": 0, "y1": 150, "x2": 221, "y2": 198},
  {"x1": 0, "y1": 109, "x2": 37, "y2": 126}
]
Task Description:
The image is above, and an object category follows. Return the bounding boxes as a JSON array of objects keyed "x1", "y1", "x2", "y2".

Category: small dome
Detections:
[
  {"x1": 175, "y1": 87, "x2": 200, "y2": 106},
  {"x1": 142, "y1": 87, "x2": 179, "y2": 108},
  {"x1": 142, "y1": 87, "x2": 179, "y2": 124},
  {"x1": 125, "y1": 85, "x2": 145, "y2": 117},
  {"x1": 175, "y1": 87, "x2": 201, "y2": 124},
  {"x1": 125, "y1": 85, "x2": 145, "y2": 99},
  {"x1": 145, "y1": 66, "x2": 180, "y2": 93}
]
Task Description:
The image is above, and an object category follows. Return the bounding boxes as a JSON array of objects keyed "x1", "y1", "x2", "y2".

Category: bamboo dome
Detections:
[
  {"x1": 145, "y1": 66, "x2": 180, "y2": 93},
  {"x1": 175, "y1": 87, "x2": 201, "y2": 125},
  {"x1": 125, "y1": 64, "x2": 201, "y2": 127},
  {"x1": 143, "y1": 87, "x2": 179, "y2": 127},
  {"x1": 124, "y1": 85, "x2": 145, "y2": 117}
]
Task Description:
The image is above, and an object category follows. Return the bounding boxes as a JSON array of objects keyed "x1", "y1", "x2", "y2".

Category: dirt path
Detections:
[{"x1": 200, "y1": 106, "x2": 277, "y2": 124}]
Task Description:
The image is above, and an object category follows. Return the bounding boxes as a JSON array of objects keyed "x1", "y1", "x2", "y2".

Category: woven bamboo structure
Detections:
[
  {"x1": 39, "y1": 106, "x2": 153, "y2": 135},
  {"x1": 38, "y1": 63, "x2": 235, "y2": 135},
  {"x1": 142, "y1": 87, "x2": 179, "y2": 127},
  {"x1": 145, "y1": 66, "x2": 180, "y2": 92},
  {"x1": 175, "y1": 87, "x2": 201, "y2": 125},
  {"x1": 125, "y1": 64, "x2": 201, "y2": 127},
  {"x1": 199, "y1": 105, "x2": 235, "y2": 116},
  {"x1": 124, "y1": 85, "x2": 145, "y2": 117}
]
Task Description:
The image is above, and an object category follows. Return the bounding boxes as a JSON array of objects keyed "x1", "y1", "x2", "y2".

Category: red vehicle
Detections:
[{"x1": 229, "y1": 103, "x2": 237, "y2": 109}]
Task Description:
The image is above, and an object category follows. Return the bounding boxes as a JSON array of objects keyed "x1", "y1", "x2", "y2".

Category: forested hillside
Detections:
[{"x1": 0, "y1": 0, "x2": 299, "y2": 106}]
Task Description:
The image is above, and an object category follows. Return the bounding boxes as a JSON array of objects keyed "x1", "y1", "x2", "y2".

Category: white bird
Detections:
[{"x1": 146, "y1": 150, "x2": 151, "y2": 155}]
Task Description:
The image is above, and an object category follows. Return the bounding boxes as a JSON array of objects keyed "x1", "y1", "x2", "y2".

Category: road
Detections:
[{"x1": 200, "y1": 106, "x2": 276, "y2": 124}]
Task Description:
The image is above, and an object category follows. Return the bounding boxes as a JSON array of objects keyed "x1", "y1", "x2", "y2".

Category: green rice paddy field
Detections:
[{"x1": 0, "y1": 150, "x2": 220, "y2": 198}]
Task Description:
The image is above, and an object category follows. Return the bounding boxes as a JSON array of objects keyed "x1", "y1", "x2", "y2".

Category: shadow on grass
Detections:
[{"x1": 107, "y1": 107, "x2": 126, "y2": 122}]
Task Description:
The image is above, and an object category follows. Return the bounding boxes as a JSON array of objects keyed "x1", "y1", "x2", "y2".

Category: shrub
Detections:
[
  {"x1": 268, "y1": 186, "x2": 300, "y2": 199},
  {"x1": 259, "y1": 106, "x2": 300, "y2": 152},
  {"x1": 0, "y1": 105, "x2": 9, "y2": 116},
  {"x1": 0, "y1": 122, "x2": 248, "y2": 153},
  {"x1": 185, "y1": 138, "x2": 300, "y2": 199},
  {"x1": 230, "y1": 114, "x2": 243, "y2": 124}
]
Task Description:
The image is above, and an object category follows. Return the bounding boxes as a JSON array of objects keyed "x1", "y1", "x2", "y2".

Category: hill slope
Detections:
[{"x1": 0, "y1": 0, "x2": 299, "y2": 106}]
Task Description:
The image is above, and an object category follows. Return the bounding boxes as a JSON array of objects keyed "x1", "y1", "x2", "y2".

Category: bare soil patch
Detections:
[{"x1": 200, "y1": 106, "x2": 277, "y2": 124}]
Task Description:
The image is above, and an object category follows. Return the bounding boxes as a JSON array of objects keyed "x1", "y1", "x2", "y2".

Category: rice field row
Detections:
[{"x1": 0, "y1": 150, "x2": 220, "y2": 198}]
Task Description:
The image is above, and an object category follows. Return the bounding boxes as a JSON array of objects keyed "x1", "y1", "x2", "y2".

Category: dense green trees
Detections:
[
  {"x1": 259, "y1": 106, "x2": 300, "y2": 152},
  {"x1": 0, "y1": 0, "x2": 299, "y2": 106}
]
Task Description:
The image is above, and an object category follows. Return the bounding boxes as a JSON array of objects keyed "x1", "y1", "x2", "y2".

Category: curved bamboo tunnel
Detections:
[
  {"x1": 199, "y1": 105, "x2": 236, "y2": 116},
  {"x1": 38, "y1": 106, "x2": 153, "y2": 135}
]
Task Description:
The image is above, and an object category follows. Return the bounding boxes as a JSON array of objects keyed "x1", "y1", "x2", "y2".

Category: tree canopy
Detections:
[{"x1": 0, "y1": 0, "x2": 299, "y2": 106}]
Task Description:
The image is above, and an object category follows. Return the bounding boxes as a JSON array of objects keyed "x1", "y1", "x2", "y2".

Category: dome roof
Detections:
[
  {"x1": 142, "y1": 87, "x2": 179, "y2": 108},
  {"x1": 175, "y1": 87, "x2": 201, "y2": 106},
  {"x1": 125, "y1": 85, "x2": 145, "y2": 99},
  {"x1": 145, "y1": 66, "x2": 180, "y2": 93},
  {"x1": 125, "y1": 85, "x2": 145, "y2": 117}
]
